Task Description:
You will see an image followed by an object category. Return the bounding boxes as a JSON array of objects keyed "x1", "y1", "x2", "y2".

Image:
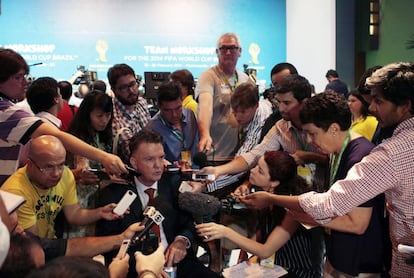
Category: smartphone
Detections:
[
  {"x1": 179, "y1": 181, "x2": 193, "y2": 193},
  {"x1": 166, "y1": 164, "x2": 180, "y2": 173},
  {"x1": 117, "y1": 239, "x2": 131, "y2": 258},
  {"x1": 192, "y1": 173, "x2": 215, "y2": 181},
  {"x1": 89, "y1": 168, "x2": 110, "y2": 180},
  {"x1": 113, "y1": 190, "x2": 137, "y2": 215}
]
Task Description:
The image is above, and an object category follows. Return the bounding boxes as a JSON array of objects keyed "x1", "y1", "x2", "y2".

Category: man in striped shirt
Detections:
[
  {"x1": 108, "y1": 64, "x2": 151, "y2": 164},
  {"x1": 242, "y1": 62, "x2": 414, "y2": 277},
  {"x1": 231, "y1": 82, "x2": 272, "y2": 156},
  {"x1": 202, "y1": 74, "x2": 328, "y2": 191}
]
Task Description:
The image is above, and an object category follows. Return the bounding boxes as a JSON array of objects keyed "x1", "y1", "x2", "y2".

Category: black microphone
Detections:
[
  {"x1": 178, "y1": 192, "x2": 221, "y2": 224},
  {"x1": 131, "y1": 196, "x2": 167, "y2": 245},
  {"x1": 193, "y1": 152, "x2": 208, "y2": 168},
  {"x1": 29, "y1": 62, "x2": 43, "y2": 67}
]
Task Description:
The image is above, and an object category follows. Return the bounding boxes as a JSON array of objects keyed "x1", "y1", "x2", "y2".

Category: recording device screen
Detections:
[
  {"x1": 1, "y1": 0, "x2": 286, "y2": 86},
  {"x1": 192, "y1": 173, "x2": 215, "y2": 181}
]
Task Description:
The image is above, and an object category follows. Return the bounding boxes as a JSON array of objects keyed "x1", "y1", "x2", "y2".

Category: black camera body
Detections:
[
  {"x1": 129, "y1": 232, "x2": 159, "y2": 255},
  {"x1": 220, "y1": 194, "x2": 248, "y2": 215}
]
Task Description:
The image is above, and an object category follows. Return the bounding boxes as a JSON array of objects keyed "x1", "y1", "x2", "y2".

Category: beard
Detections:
[{"x1": 117, "y1": 93, "x2": 139, "y2": 106}]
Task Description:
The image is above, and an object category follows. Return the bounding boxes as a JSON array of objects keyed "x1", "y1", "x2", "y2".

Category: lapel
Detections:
[{"x1": 128, "y1": 184, "x2": 145, "y2": 220}]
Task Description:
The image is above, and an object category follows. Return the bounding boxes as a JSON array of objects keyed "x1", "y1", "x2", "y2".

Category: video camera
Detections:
[{"x1": 73, "y1": 65, "x2": 98, "y2": 86}]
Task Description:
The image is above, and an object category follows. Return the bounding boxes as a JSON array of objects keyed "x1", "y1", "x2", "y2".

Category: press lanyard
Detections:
[
  {"x1": 329, "y1": 131, "x2": 351, "y2": 186},
  {"x1": 159, "y1": 116, "x2": 186, "y2": 150},
  {"x1": 95, "y1": 133, "x2": 101, "y2": 148},
  {"x1": 216, "y1": 66, "x2": 239, "y2": 92},
  {"x1": 29, "y1": 177, "x2": 54, "y2": 225}
]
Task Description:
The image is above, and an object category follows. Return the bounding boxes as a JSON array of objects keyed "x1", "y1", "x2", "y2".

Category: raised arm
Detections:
[
  {"x1": 200, "y1": 156, "x2": 249, "y2": 178},
  {"x1": 65, "y1": 222, "x2": 144, "y2": 257},
  {"x1": 242, "y1": 191, "x2": 303, "y2": 212},
  {"x1": 197, "y1": 93, "x2": 213, "y2": 152},
  {"x1": 196, "y1": 214, "x2": 298, "y2": 259},
  {"x1": 62, "y1": 202, "x2": 120, "y2": 226},
  {"x1": 322, "y1": 207, "x2": 372, "y2": 235},
  {"x1": 31, "y1": 122, "x2": 126, "y2": 176}
]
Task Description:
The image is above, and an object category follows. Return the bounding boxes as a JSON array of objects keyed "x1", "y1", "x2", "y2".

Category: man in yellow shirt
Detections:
[{"x1": 2, "y1": 135, "x2": 122, "y2": 238}]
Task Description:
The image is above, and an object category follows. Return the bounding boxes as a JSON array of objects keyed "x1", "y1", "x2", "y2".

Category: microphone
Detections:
[
  {"x1": 193, "y1": 152, "x2": 208, "y2": 168},
  {"x1": 29, "y1": 62, "x2": 43, "y2": 67},
  {"x1": 178, "y1": 192, "x2": 221, "y2": 224},
  {"x1": 130, "y1": 196, "x2": 167, "y2": 245}
]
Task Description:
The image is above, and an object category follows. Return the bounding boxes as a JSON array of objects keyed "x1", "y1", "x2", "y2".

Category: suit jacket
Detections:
[{"x1": 96, "y1": 173, "x2": 215, "y2": 278}]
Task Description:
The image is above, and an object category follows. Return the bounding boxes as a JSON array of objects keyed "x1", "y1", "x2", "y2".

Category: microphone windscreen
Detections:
[
  {"x1": 192, "y1": 152, "x2": 208, "y2": 168},
  {"x1": 178, "y1": 192, "x2": 221, "y2": 216}
]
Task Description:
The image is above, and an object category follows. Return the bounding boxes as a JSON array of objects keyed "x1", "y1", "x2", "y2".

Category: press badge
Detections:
[
  {"x1": 260, "y1": 253, "x2": 275, "y2": 268},
  {"x1": 220, "y1": 84, "x2": 232, "y2": 95},
  {"x1": 297, "y1": 164, "x2": 313, "y2": 187}
]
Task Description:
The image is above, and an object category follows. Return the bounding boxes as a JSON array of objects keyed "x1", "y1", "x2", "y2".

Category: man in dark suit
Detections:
[{"x1": 96, "y1": 130, "x2": 218, "y2": 278}]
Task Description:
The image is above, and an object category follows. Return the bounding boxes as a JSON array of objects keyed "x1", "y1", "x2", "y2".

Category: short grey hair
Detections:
[{"x1": 216, "y1": 32, "x2": 242, "y2": 48}]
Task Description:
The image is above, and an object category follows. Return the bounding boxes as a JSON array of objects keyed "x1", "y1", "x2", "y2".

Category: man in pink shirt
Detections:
[{"x1": 242, "y1": 62, "x2": 414, "y2": 277}]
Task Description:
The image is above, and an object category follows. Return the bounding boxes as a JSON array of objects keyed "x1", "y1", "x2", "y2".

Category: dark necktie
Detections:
[{"x1": 144, "y1": 188, "x2": 161, "y2": 239}]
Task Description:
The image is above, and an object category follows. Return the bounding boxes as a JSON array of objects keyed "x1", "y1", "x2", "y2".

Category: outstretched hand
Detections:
[
  {"x1": 99, "y1": 203, "x2": 124, "y2": 220},
  {"x1": 196, "y1": 222, "x2": 228, "y2": 241},
  {"x1": 101, "y1": 153, "x2": 127, "y2": 177},
  {"x1": 233, "y1": 181, "x2": 250, "y2": 196},
  {"x1": 241, "y1": 191, "x2": 273, "y2": 210},
  {"x1": 122, "y1": 222, "x2": 145, "y2": 240},
  {"x1": 165, "y1": 237, "x2": 187, "y2": 267},
  {"x1": 108, "y1": 253, "x2": 130, "y2": 278},
  {"x1": 198, "y1": 134, "x2": 213, "y2": 153}
]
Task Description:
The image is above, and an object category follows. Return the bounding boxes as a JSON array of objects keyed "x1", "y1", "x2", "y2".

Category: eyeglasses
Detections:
[
  {"x1": 29, "y1": 158, "x2": 65, "y2": 174},
  {"x1": 11, "y1": 73, "x2": 28, "y2": 83},
  {"x1": 218, "y1": 45, "x2": 240, "y2": 53},
  {"x1": 116, "y1": 81, "x2": 138, "y2": 93}
]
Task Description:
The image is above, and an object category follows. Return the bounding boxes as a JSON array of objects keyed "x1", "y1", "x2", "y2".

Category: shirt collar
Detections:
[{"x1": 36, "y1": 111, "x2": 62, "y2": 128}]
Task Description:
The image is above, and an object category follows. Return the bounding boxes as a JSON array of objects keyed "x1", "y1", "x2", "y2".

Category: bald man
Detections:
[{"x1": 2, "y1": 135, "x2": 122, "y2": 238}]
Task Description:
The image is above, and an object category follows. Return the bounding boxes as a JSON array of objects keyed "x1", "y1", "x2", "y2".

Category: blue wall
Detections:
[{"x1": 0, "y1": 0, "x2": 286, "y2": 85}]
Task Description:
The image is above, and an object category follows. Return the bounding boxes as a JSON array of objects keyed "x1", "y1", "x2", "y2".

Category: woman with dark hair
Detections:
[
  {"x1": 64, "y1": 91, "x2": 114, "y2": 237},
  {"x1": 170, "y1": 69, "x2": 197, "y2": 117},
  {"x1": 67, "y1": 91, "x2": 113, "y2": 151},
  {"x1": 239, "y1": 91, "x2": 386, "y2": 277},
  {"x1": 347, "y1": 90, "x2": 378, "y2": 141},
  {"x1": 292, "y1": 91, "x2": 384, "y2": 277},
  {"x1": 197, "y1": 151, "x2": 315, "y2": 278}
]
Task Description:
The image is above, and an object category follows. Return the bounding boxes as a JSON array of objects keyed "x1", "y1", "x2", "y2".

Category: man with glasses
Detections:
[
  {"x1": 195, "y1": 32, "x2": 251, "y2": 165},
  {"x1": 108, "y1": 63, "x2": 151, "y2": 164},
  {"x1": 2, "y1": 135, "x2": 123, "y2": 239}
]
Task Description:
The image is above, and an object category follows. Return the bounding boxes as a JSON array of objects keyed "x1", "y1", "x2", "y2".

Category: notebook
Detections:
[{"x1": 0, "y1": 190, "x2": 26, "y2": 214}]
